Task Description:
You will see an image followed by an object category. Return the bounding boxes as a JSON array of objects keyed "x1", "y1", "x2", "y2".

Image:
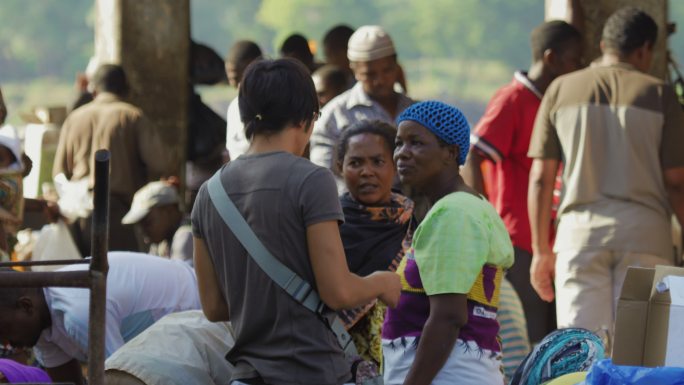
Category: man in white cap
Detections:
[
  {"x1": 310, "y1": 25, "x2": 413, "y2": 177},
  {"x1": 122, "y1": 181, "x2": 193, "y2": 265}
]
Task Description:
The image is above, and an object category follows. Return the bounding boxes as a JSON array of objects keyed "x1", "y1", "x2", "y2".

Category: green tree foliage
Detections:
[
  {"x1": 2, "y1": 1, "x2": 683, "y2": 87},
  {"x1": 246, "y1": 0, "x2": 542, "y2": 68},
  {"x1": 0, "y1": 0, "x2": 93, "y2": 81},
  {"x1": 190, "y1": 0, "x2": 273, "y2": 57}
]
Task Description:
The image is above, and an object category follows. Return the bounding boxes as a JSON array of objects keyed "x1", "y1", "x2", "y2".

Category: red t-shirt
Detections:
[{"x1": 471, "y1": 72, "x2": 542, "y2": 253}]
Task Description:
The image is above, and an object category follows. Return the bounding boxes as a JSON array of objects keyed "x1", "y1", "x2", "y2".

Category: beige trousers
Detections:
[
  {"x1": 104, "y1": 370, "x2": 146, "y2": 385},
  {"x1": 554, "y1": 249, "x2": 672, "y2": 338}
]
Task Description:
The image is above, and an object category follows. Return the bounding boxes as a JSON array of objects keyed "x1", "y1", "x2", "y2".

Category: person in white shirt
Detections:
[
  {"x1": 224, "y1": 41, "x2": 262, "y2": 160},
  {"x1": 0, "y1": 252, "x2": 200, "y2": 385}
]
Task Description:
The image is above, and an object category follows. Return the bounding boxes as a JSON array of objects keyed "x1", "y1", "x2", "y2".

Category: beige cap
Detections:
[
  {"x1": 347, "y1": 25, "x2": 396, "y2": 62},
  {"x1": 121, "y1": 181, "x2": 179, "y2": 224}
]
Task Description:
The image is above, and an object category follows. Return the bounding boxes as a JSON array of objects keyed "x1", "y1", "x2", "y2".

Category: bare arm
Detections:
[
  {"x1": 307, "y1": 221, "x2": 401, "y2": 310},
  {"x1": 528, "y1": 158, "x2": 559, "y2": 302},
  {"x1": 193, "y1": 236, "x2": 230, "y2": 321},
  {"x1": 403, "y1": 294, "x2": 468, "y2": 385},
  {"x1": 665, "y1": 166, "x2": 684, "y2": 228},
  {"x1": 462, "y1": 150, "x2": 487, "y2": 196},
  {"x1": 46, "y1": 359, "x2": 84, "y2": 385}
]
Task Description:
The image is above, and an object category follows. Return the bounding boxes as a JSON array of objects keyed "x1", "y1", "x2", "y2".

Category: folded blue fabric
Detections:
[
  {"x1": 584, "y1": 359, "x2": 684, "y2": 385},
  {"x1": 510, "y1": 328, "x2": 605, "y2": 385}
]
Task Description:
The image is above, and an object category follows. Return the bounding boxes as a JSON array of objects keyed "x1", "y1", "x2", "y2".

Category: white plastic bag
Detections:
[
  {"x1": 31, "y1": 220, "x2": 81, "y2": 271},
  {"x1": 53, "y1": 173, "x2": 93, "y2": 222}
]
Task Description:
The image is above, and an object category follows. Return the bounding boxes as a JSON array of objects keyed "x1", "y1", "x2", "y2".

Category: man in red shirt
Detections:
[{"x1": 463, "y1": 20, "x2": 582, "y2": 343}]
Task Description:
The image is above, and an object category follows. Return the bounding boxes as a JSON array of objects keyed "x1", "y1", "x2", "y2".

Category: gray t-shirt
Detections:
[{"x1": 191, "y1": 151, "x2": 349, "y2": 385}]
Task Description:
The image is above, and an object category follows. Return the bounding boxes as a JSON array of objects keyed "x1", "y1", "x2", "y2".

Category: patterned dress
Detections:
[{"x1": 338, "y1": 192, "x2": 414, "y2": 369}]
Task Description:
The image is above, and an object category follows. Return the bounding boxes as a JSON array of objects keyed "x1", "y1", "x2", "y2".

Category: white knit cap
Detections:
[{"x1": 347, "y1": 25, "x2": 396, "y2": 62}]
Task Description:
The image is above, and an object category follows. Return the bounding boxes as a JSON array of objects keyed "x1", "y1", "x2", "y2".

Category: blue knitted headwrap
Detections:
[{"x1": 396, "y1": 101, "x2": 470, "y2": 165}]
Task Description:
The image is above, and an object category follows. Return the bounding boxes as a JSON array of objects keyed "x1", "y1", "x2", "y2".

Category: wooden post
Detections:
[{"x1": 94, "y1": 0, "x2": 190, "y2": 181}]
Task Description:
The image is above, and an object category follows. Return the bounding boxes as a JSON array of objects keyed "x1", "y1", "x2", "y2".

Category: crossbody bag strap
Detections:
[{"x1": 206, "y1": 170, "x2": 357, "y2": 355}]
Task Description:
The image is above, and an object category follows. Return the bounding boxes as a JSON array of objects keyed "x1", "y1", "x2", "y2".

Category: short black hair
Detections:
[
  {"x1": 530, "y1": 20, "x2": 582, "y2": 62},
  {"x1": 239, "y1": 58, "x2": 319, "y2": 139},
  {"x1": 226, "y1": 40, "x2": 262, "y2": 67},
  {"x1": 93, "y1": 64, "x2": 129, "y2": 96},
  {"x1": 336, "y1": 120, "x2": 397, "y2": 165},
  {"x1": 280, "y1": 33, "x2": 313, "y2": 63},
  {"x1": 313, "y1": 65, "x2": 348, "y2": 91},
  {"x1": 602, "y1": 7, "x2": 658, "y2": 56},
  {"x1": 323, "y1": 25, "x2": 355, "y2": 52}
]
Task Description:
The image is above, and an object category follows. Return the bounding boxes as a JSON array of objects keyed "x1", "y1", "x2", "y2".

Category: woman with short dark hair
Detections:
[
  {"x1": 335, "y1": 120, "x2": 414, "y2": 374},
  {"x1": 191, "y1": 58, "x2": 400, "y2": 385}
]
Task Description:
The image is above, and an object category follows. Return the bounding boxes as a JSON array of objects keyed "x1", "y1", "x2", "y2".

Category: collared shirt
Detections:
[
  {"x1": 529, "y1": 63, "x2": 684, "y2": 257},
  {"x1": 34, "y1": 252, "x2": 200, "y2": 368},
  {"x1": 53, "y1": 92, "x2": 174, "y2": 200},
  {"x1": 310, "y1": 82, "x2": 413, "y2": 173}
]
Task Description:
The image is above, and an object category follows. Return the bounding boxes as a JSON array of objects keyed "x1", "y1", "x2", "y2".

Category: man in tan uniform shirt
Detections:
[
  {"x1": 54, "y1": 64, "x2": 172, "y2": 254},
  {"x1": 527, "y1": 7, "x2": 684, "y2": 336}
]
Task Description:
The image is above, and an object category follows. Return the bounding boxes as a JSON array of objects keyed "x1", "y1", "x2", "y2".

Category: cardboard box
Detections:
[{"x1": 613, "y1": 265, "x2": 684, "y2": 367}]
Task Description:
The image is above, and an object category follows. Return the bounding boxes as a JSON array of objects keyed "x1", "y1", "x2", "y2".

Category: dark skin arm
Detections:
[
  {"x1": 403, "y1": 293, "x2": 468, "y2": 385},
  {"x1": 528, "y1": 159, "x2": 560, "y2": 302},
  {"x1": 193, "y1": 236, "x2": 230, "y2": 322},
  {"x1": 47, "y1": 359, "x2": 84, "y2": 385},
  {"x1": 461, "y1": 150, "x2": 487, "y2": 196}
]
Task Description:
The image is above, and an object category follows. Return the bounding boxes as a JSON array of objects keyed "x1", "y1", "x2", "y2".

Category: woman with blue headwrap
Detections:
[{"x1": 382, "y1": 101, "x2": 514, "y2": 385}]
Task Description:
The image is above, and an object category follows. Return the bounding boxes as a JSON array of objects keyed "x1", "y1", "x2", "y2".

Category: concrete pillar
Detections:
[
  {"x1": 545, "y1": 0, "x2": 669, "y2": 79},
  {"x1": 94, "y1": 0, "x2": 189, "y2": 179}
]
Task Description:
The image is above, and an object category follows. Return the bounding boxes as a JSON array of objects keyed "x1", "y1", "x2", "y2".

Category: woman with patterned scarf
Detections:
[{"x1": 335, "y1": 120, "x2": 415, "y2": 375}]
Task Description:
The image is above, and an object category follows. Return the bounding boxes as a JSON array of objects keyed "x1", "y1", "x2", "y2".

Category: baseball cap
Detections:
[
  {"x1": 347, "y1": 25, "x2": 396, "y2": 62},
  {"x1": 121, "y1": 181, "x2": 179, "y2": 225}
]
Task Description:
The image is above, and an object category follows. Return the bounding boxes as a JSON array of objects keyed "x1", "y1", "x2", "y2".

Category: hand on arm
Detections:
[
  {"x1": 403, "y1": 294, "x2": 467, "y2": 385},
  {"x1": 46, "y1": 359, "x2": 84, "y2": 385},
  {"x1": 193, "y1": 236, "x2": 230, "y2": 321},
  {"x1": 528, "y1": 158, "x2": 560, "y2": 302},
  {"x1": 307, "y1": 221, "x2": 401, "y2": 310}
]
